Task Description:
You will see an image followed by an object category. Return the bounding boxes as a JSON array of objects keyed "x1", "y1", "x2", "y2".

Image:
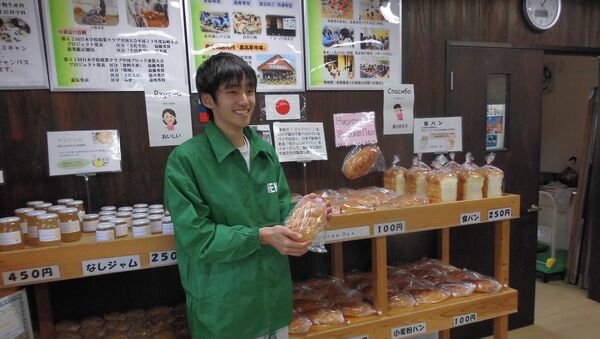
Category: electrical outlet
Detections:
[{"x1": 0, "y1": 170, "x2": 4, "y2": 184}]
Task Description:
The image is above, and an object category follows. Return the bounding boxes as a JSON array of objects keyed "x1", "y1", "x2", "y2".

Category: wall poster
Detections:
[
  {"x1": 0, "y1": 0, "x2": 48, "y2": 89},
  {"x1": 304, "y1": 0, "x2": 402, "y2": 90},
  {"x1": 184, "y1": 0, "x2": 305, "y2": 93},
  {"x1": 486, "y1": 104, "x2": 506, "y2": 150},
  {"x1": 144, "y1": 86, "x2": 193, "y2": 147},
  {"x1": 42, "y1": 0, "x2": 188, "y2": 91}
]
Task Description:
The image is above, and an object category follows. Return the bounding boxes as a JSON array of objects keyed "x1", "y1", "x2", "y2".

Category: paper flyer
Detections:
[
  {"x1": 486, "y1": 104, "x2": 506, "y2": 150},
  {"x1": 333, "y1": 111, "x2": 377, "y2": 147},
  {"x1": 0, "y1": 289, "x2": 33, "y2": 339},
  {"x1": 273, "y1": 122, "x2": 328, "y2": 162},
  {"x1": 304, "y1": 0, "x2": 402, "y2": 90},
  {"x1": 42, "y1": 0, "x2": 188, "y2": 91},
  {"x1": 184, "y1": 0, "x2": 305, "y2": 93},
  {"x1": 144, "y1": 86, "x2": 193, "y2": 147},
  {"x1": 383, "y1": 84, "x2": 414, "y2": 135},
  {"x1": 413, "y1": 117, "x2": 463, "y2": 153},
  {"x1": 0, "y1": 0, "x2": 49, "y2": 89}
]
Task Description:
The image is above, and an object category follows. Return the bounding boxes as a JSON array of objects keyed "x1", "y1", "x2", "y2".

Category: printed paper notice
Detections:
[
  {"x1": 145, "y1": 86, "x2": 193, "y2": 147},
  {"x1": 0, "y1": 289, "x2": 33, "y2": 339},
  {"x1": 333, "y1": 112, "x2": 377, "y2": 147},
  {"x1": 250, "y1": 124, "x2": 273, "y2": 146},
  {"x1": 273, "y1": 122, "x2": 327, "y2": 162},
  {"x1": 413, "y1": 117, "x2": 462, "y2": 153},
  {"x1": 384, "y1": 85, "x2": 414, "y2": 135},
  {"x1": 265, "y1": 94, "x2": 301, "y2": 120},
  {"x1": 47, "y1": 130, "x2": 122, "y2": 176},
  {"x1": 486, "y1": 104, "x2": 505, "y2": 150},
  {"x1": 0, "y1": 0, "x2": 48, "y2": 89}
]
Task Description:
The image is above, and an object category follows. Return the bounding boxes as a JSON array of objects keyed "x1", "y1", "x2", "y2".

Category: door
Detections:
[{"x1": 446, "y1": 44, "x2": 544, "y2": 337}]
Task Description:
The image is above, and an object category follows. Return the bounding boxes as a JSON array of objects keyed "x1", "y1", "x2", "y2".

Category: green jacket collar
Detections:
[{"x1": 205, "y1": 121, "x2": 270, "y2": 164}]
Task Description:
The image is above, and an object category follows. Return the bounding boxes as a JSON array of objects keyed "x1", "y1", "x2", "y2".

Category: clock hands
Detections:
[{"x1": 541, "y1": 0, "x2": 548, "y2": 7}]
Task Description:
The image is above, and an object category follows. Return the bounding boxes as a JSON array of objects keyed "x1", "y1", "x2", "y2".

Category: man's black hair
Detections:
[{"x1": 195, "y1": 52, "x2": 257, "y2": 121}]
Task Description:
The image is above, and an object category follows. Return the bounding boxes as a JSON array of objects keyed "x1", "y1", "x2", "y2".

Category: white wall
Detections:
[{"x1": 540, "y1": 55, "x2": 599, "y2": 173}]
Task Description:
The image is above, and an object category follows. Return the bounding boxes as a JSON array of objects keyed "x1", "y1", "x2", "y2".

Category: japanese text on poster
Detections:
[
  {"x1": 0, "y1": 290, "x2": 33, "y2": 339},
  {"x1": 273, "y1": 122, "x2": 327, "y2": 162},
  {"x1": 42, "y1": 0, "x2": 188, "y2": 91},
  {"x1": 0, "y1": 0, "x2": 48, "y2": 89},
  {"x1": 383, "y1": 84, "x2": 414, "y2": 135},
  {"x1": 185, "y1": 0, "x2": 305, "y2": 93},
  {"x1": 145, "y1": 86, "x2": 193, "y2": 147},
  {"x1": 47, "y1": 130, "x2": 122, "y2": 176},
  {"x1": 304, "y1": 0, "x2": 402, "y2": 90},
  {"x1": 413, "y1": 117, "x2": 462, "y2": 153},
  {"x1": 333, "y1": 111, "x2": 377, "y2": 147}
]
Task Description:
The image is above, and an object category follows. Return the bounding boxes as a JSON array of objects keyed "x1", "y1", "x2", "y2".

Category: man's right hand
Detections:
[{"x1": 259, "y1": 225, "x2": 312, "y2": 257}]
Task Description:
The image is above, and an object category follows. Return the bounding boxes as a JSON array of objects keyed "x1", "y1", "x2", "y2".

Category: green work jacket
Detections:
[{"x1": 164, "y1": 121, "x2": 295, "y2": 339}]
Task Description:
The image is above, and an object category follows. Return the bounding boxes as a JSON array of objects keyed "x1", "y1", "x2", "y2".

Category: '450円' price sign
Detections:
[{"x1": 2, "y1": 266, "x2": 60, "y2": 286}]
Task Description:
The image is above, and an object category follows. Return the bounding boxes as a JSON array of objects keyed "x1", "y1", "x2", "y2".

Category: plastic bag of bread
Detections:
[
  {"x1": 426, "y1": 155, "x2": 458, "y2": 203},
  {"x1": 313, "y1": 189, "x2": 339, "y2": 205},
  {"x1": 384, "y1": 155, "x2": 407, "y2": 195},
  {"x1": 463, "y1": 271, "x2": 503, "y2": 293},
  {"x1": 445, "y1": 152, "x2": 461, "y2": 172},
  {"x1": 481, "y1": 153, "x2": 504, "y2": 198},
  {"x1": 406, "y1": 286, "x2": 451, "y2": 304},
  {"x1": 306, "y1": 276, "x2": 349, "y2": 297},
  {"x1": 437, "y1": 281, "x2": 477, "y2": 297},
  {"x1": 329, "y1": 288, "x2": 365, "y2": 306},
  {"x1": 306, "y1": 307, "x2": 346, "y2": 326},
  {"x1": 389, "y1": 291, "x2": 416, "y2": 308},
  {"x1": 289, "y1": 311, "x2": 313, "y2": 334},
  {"x1": 342, "y1": 144, "x2": 385, "y2": 180},
  {"x1": 339, "y1": 301, "x2": 378, "y2": 317},
  {"x1": 285, "y1": 195, "x2": 328, "y2": 253},
  {"x1": 378, "y1": 193, "x2": 429, "y2": 209},
  {"x1": 290, "y1": 193, "x2": 303, "y2": 203},
  {"x1": 457, "y1": 152, "x2": 484, "y2": 200},
  {"x1": 294, "y1": 299, "x2": 334, "y2": 313},
  {"x1": 357, "y1": 186, "x2": 398, "y2": 206},
  {"x1": 405, "y1": 155, "x2": 431, "y2": 198},
  {"x1": 293, "y1": 281, "x2": 323, "y2": 301},
  {"x1": 332, "y1": 195, "x2": 375, "y2": 214},
  {"x1": 344, "y1": 270, "x2": 372, "y2": 290}
]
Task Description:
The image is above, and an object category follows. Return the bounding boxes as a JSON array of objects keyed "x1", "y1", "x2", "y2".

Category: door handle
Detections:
[{"x1": 527, "y1": 204, "x2": 541, "y2": 213}]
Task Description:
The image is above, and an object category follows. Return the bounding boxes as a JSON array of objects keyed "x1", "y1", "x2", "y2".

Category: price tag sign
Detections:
[
  {"x1": 391, "y1": 322, "x2": 427, "y2": 338},
  {"x1": 2, "y1": 266, "x2": 60, "y2": 286},
  {"x1": 149, "y1": 251, "x2": 177, "y2": 267},
  {"x1": 82, "y1": 255, "x2": 141, "y2": 277},
  {"x1": 460, "y1": 212, "x2": 481, "y2": 225},
  {"x1": 325, "y1": 226, "x2": 370, "y2": 243},
  {"x1": 487, "y1": 207, "x2": 512, "y2": 221},
  {"x1": 374, "y1": 220, "x2": 406, "y2": 236},
  {"x1": 453, "y1": 313, "x2": 478, "y2": 327}
]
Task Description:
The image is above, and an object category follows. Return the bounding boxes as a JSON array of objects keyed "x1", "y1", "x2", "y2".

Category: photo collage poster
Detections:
[{"x1": 184, "y1": 0, "x2": 305, "y2": 93}]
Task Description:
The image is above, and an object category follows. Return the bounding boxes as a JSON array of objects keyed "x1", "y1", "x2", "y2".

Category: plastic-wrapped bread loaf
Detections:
[
  {"x1": 384, "y1": 155, "x2": 407, "y2": 195},
  {"x1": 481, "y1": 153, "x2": 504, "y2": 198},
  {"x1": 342, "y1": 145, "x2": 384, "y2": 180},
  {"x1": 289, "y1": 311, "x2": 313, "y2": 334},
  {"x1": 426, "y1": 155, "x2": 458, "y2": 203},
  {"x1": 406, "y1": 156, "x2": 431, "y2": 199},
  {"x1": 286, "y1": 197, "x2": 327, "y2": 241},
  {"x1": 457, "y1": 152, "x2": 484, "y2": 200}
]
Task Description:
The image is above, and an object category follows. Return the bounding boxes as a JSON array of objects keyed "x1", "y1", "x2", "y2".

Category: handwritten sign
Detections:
[
  {"x1": 460, "y1": 212, "x2": 481, "y2": 225},
  {"x1": 333, "y1": 112, "x2": 377, "y2": 147},
  {"x1": 488, "y1": 207, "x2": 512, "y2": 221},
  {"x1": 374, "y1": 220, "x2": 406, "y2": 236},
  {"x1": 273, "y1": 122, "x2": 328, "y2": 162},
  {"x1": 414, "y1": 117, "x2": 462, "y2": 153},
  {"x1": 82, "y1": 255, "x2": 141, "y2": 277},
  {"x1": 391, "y1": 322, "x2": 427, "y2": 338},
  {"x1": 149, "y1": 251, "x2": 177, "y2": 267}
]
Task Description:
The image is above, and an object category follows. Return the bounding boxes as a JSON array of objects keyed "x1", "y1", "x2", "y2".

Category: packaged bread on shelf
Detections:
[
  {"x1": 289, "y1": 311, "x2": 313, "y2": 334},
  {"x1": 481, "y1": 153, "x2": 504, "y2": 198},
  {"x1": 457, "y1": 152, "x2": 484, "y2": 200},
  {"x1": 384, "y1": 155, "x2": 407, "y2": 195},
  {"x1": 306, "y1": 307, "x2": 346, "y2": 326},
  {"x1": 285, "y1": 196, "x2": 327, "y2": 241},
  {"x1": 357, "y1": 186, "x2": 398, "y2": 206},
  {"x1": 339, "y1": 301, "x2": 378, "y2": 317},
  {"x1": 426, "y1": 154, "x2": 458, "y2": 203},
  {"x1": 405, "y1": 286, "x2": 451, "y2": 304},
  {"x1": 342, "y1": 144, "x2": 385, "y2": 180},
  {"x1": 405, "y1": 156, "x2": 431, "y2": 198},
  {"x1": 378, "y1": 194, "x2": 429, "y2": 209},
  {"x1": 388, "y1": 291, "x2": 416, "y2": 308},
  {"x1": 436, "y1": 281, "x2": 477, "y2": 297},
  {"x1": 445, "y1": 152, "x2": 461, "y2": 173}
]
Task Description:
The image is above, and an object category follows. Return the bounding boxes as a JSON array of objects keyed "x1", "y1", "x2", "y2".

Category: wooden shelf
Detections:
[{"x1": 291, "y1": 288, "x2": 518, "y2": 338}]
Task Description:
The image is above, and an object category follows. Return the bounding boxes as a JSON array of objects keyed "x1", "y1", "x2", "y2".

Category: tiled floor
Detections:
[{"x1": 484, "y1": 279, "x2": 600, "y2": 338}]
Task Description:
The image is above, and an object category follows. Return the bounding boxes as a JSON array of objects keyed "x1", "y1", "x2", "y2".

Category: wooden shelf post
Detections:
[{"x1": 493, "y1": 219, "x2": 511, "y2": 339}]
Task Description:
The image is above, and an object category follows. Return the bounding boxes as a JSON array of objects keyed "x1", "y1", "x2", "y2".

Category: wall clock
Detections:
[{"x1": 523, "y1": 0, "x2": 562, "y2": 31}]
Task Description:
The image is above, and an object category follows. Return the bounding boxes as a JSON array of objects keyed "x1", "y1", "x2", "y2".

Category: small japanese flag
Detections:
[{"x1": 265, "y1": 94, "x2": 301, "y2": 120}]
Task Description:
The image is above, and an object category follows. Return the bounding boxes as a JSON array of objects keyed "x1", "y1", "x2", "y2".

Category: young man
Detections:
[{"x1": 164, "y1": 52, "x2": 313, "y2": 338}]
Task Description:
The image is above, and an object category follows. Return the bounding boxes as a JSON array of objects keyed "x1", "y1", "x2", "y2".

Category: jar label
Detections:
[
  {"x1": 132, "y1": 225, "x2": 151, "y2": 238},
  {"x1": 82, "y1": 220, "x2": 98, "y2": 232},
  {"x1": 96, "y1": 230, "x2": 115, "y2": 242},
  {"x1": 27, "y1": 226, "x2": 39, "y2": 238},
  {"x1": 115, "y1": 224, "x2": 128, "y2": 237},
  {"x1": 39, "y1": 228, "x2": 61, "y2": 242},
  {"x1": 59, "y1": 221, "x2": 81, "y2": 234},
  {"x1": 150, "y1": 220, "x2": 162, "y2": 233},
  {"x1": 20, "y1": 222, "x2": 28, "y2": 234},
  {"x1": 77, "y1": 211, "x2": 85, "y2": 222},
  {"x1": 162, "y1": 223, "x2": 174, "y2": 234},
  {"x1": 0, "y1": 231, "x2": 22, "y2": 245}
]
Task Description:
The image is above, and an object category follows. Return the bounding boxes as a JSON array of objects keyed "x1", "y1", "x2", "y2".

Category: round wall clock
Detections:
[{"x1": 523, "y1": 0, "x2": 562, "y2": 31}]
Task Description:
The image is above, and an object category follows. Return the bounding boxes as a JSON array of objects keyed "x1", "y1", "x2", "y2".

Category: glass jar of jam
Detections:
[
  {"x1": 149, "y1": 204, "x2": 164, "y2": 210},
  {"x1": 161, "y1": 216, "x2": 173, "y2": 235},
  {"x1": 34, "y1": 202, "x2": 53, "y2": 211},
  {"x1": 132, "y1": 208, "x2": 148, "y2": 214},
  {"x1": 110, "y1": 218, "x2": 128, "y2": 238},
  {"x1": 99, "y1": 215, "x2": 115, "y2": 223},
  {"x1": 66, "y1": 200, "x2": 85, "y2": 220},
  {"x1": 147, "y1": 215, "x2": 163, "y2": 234},
  {"x1": 118, "y1": 206, "x2": 133, "y2": 213},
  {"x1": 14, "y1": 207, "x2": 33, "y2": 236},
  {"x1": 37, "y1": 213, "x2": 61, "y2": 247},
  {"x1": 99, "y1": 210, "x2": 116, "y2": 217},
  {"x1": 25, "y1": 210, "x2": 45, "y2": 246},
  {"x1": 115, "y1": 211, "x2": 132, "y2": 228},
  {"x1": 82, "y1": 213, "x2": 99, "y2": 233},
  {"x1": 131, "y1": 213, "x2": 148, "y2": 221},
  {"x1": 96, "y1": 222, "x2": 115, "y2": 242},
  {"x1": 58, "y1": 207, "x2": 82, "y2": 242},
  {"x1": 0, "y1": 217, "x2": 24, "y2": 251},
  {"x1": 148, "y1": 209, "x2": 164, "y2": 216},
  {"x1": 132, "y1": 219, "x2": 151, "y2": 238},
  {"x1": 57, "y1": 198, "x2": 74, "y2": 205}
]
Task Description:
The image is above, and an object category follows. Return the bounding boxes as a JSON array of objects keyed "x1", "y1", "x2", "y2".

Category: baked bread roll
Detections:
[
  {"x1": 286, "y1": 197, "x2": 327, "y2": 241},
  {"x1": 406, "y1": 287, "x2": 451, "y2": 304},
  {"x1": 388, "y1": 291, "x2": 416, "y2": 308},
  {"x1": 342, "y1": 145, "x2": 383, "y2": 180},
  {"x1": 289, "y1": 312, "x2": 313, "y2": 334},
  {"x1": 339, "y1": 301, "x2": 377, "y2": 317},
  {"x1": 426, "y1": 170, "x2": 458, "y2": 203},
  {"x1": 306, "y1": 307, "x2": 346, "y2": 326}
]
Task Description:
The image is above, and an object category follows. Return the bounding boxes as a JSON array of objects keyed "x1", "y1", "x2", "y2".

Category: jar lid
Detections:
[
  {"x1": 0, "y1": 217, "x2": 20, "y2": 224},
  {"x1": 149, "y1": 204, "x2": 164, "y2": 210},
  {"x1": 116, "y1": 211, "x2": 132, "y2": 217},
  {"x1": 58, "y1": 207, "x2": 79, "y2": 214},
  {"x1": 35, "y1": 203, "x2": 53, "y2": 209},
  {"x1": 57, "y1": 198, "x2": 74, "y2": 204},
  {"x1": 110, "y1": 218, "x2": 126, "y2": 225},
  {"x1": 48, "y1": 205, "x2": 67, "y2": 212},
  {"x1": 15, "y1": 207, "x2": 34, "y2": 214},
  {"x1": 132, "y1": 208, "x2": 148, "y2": 214},
  {"x1": 26, "y1": 200, "x2": 45, "y2": 207},
  {"x1": 83, "y1": 213, "x2": 99, "y2": 220},
  {"x1": 26, "y1": 210, "x2": 46, "y2": 217},
  {"x1": 132, "y1": 219, "x2": 149, "y2": 227},
  {"x1": 118, "y1": 206, "x2": 133, "y2": 212},
  {"x1": 147, "y1": 214, "x2": 162, "y2": 221},
  {"x1": 97, "y1": 222, "x2": 115, "y2": 230},
  {"x1": 37, "y1": 213, "x2": 58, "y2": 220},
  {"x1": 99, "y1": 216, "x2": 114, "y2": 222},
  {"x1": 148, "y1": 209, "x2": 164, "y2": 215},
  {"x1": 131, "y1": 213, "x2": 148, "y2": 219},
  {"x1": 161, "y1": 216, "x2": 172, "y2": 223},
  {"x1": 66, "y1": 200, "x2": 83, "y2": 205},
  {"x1": 101, "y1": 206, "x2": 117, "y2": 211},
  {"x1": 133, "y1": 203, "x2": 148, "y2": 208},
  {"x1": 99, "y1": 210, "x2": 116, "y2": 216}
]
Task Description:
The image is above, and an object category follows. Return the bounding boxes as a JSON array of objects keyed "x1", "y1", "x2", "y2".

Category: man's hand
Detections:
[{"x1": 259, "y1": 225, "x2": 312, "y2": 256}]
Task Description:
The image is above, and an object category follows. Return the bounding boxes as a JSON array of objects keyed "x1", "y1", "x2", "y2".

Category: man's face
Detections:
[{"x1": 201, "y1": 77, "x2": 256, "y2": 131}]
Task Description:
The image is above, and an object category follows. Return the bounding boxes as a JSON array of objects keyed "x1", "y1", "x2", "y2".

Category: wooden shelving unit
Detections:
[{"x1": 0, "y1": 194, "x2": 520, "y2": 338}]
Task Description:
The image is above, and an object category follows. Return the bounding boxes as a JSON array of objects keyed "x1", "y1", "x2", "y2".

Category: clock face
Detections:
[{"x1": 524, "y1": 0, "x2": 562, "y2": 31}]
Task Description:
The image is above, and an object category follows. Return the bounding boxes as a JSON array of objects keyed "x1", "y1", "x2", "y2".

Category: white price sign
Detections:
[
  {"x1": 374, "y1": 220, "x2": 406, "y2": 236},
  {"x1": 453, "y1": 313, "x2": 478, "y2": 327},
  {"x1": 487, "y1": 207, "x2": 512, "y2": 221},
  {"x1": 325, "y1": 226, "x2": 370, "y2": 243},
  {"x1": 391, "y1": 322, "x2": 427, "y2": 338},
  {"x1": 2, "y1": 266, "x2": 60, "y2": 286},
  {"x1": 82, "y1": 255, "x2": 141, "y2": 277},
  {"x1": 149, "y1": 251, "x2": 177, "y2": 267},
  {"x1": 460, "y1": 212, "x2": 481, "y2": 225}
]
